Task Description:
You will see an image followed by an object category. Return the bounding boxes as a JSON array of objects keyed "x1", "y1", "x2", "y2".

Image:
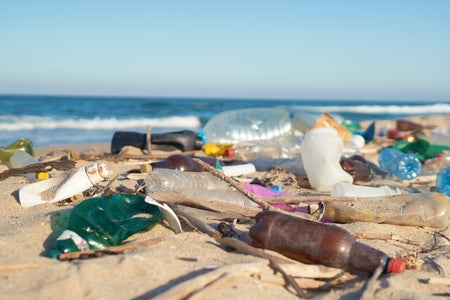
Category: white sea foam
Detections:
[
  {"x1": 289, "y1": 103, "x2": 450, "y2": 115},
  {"x1": 0, "y1": 115, "x2": 202, "y2": 131}
]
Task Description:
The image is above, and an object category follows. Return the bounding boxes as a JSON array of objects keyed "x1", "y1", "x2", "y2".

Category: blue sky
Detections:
[{"x1": 1, "y1": 1, "x2": 449, "y2": 101}]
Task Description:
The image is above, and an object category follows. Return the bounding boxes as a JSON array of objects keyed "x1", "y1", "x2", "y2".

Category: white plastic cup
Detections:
[
  {"x1": 331, "y1": 182, "x2": 401, "y2": 198},
  {"x1": 301, "y1": 127, "x2": 353, "y2": 191}
]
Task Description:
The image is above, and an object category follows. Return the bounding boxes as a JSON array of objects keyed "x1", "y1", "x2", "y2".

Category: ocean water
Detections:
[{"x1": 0, "y1": 95, "x2": 449, "y2": 147}]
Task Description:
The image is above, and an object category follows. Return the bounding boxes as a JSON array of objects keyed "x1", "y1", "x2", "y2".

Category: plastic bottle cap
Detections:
[
  {"x1": 387, "y1": 258, "x2": 406, "y2": 273},
  {"x1": 140, "y1": 164, "x2": 153, "y2": 173},
  {"x1": 36, "y1": 172, "x2": 49, "y2": 180},
  {"x1": 351, "y1": 134, "x2": 366, "y2": 149},
  {"x1": 224, "y1": 148, "x2": 235, "y2": 158}
]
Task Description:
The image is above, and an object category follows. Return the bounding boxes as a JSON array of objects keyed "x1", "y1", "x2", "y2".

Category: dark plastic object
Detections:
[
  {"x1": 249, "y1": 211, "x2": 405, "y2": 274},
  {"x1": 340, "y1": 155, "x2": 371, "y2": 182},
  {"x1": 110, "y1": 130, "x2": 203, "y2": 154}
]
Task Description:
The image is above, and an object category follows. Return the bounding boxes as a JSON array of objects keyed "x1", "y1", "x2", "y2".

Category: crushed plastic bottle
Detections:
[
  {"x1": 378, "y1": 148, "x2": 422, "y2": 180},
  {"x1": 202, "y1": 107, "x2": 293, "y2": 145},
  {"x1": 145, "y1": 168, "x2": 233, "y2": 193},
  {"x1": 249, "y1": 211, "x2": 405, "y2": 274},
  {"x1": 322, "y1": 192, "x2": 450, "y2": 228}
]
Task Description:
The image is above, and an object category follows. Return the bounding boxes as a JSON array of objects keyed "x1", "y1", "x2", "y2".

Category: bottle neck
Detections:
[{"x1": 348, "y1": 241, "x2": 389, "y2": 273}]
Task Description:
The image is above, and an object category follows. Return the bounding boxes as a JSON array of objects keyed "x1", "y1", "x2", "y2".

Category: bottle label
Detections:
[{"x1": 57, "y1": 230, "x2": 89, "y2": 251}]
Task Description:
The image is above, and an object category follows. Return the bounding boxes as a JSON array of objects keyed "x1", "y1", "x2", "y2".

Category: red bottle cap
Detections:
[
  {"x1": 224, "y1": 148, "x2": 235, "y2": 158},
  {"x1": 387, "y1": 258, "x2": 406, "y2": 273}
]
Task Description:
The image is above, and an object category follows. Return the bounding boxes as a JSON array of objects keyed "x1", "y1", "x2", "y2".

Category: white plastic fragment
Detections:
[{"x1": 19, "y1": 162, "x2": 110, "y2": 208}]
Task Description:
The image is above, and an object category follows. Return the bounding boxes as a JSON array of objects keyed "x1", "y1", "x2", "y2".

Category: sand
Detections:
[{"x1": 0, "y1": 115, "x2": 449, "y2": 300}]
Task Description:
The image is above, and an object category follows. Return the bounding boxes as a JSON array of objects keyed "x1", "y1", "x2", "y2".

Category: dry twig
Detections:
[{"x1": 58, "y1": 236, "x2": 166, "y2": 261}]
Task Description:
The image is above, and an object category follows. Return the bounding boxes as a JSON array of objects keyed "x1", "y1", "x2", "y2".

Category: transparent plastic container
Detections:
[
  {"x1": 10, "y1": 151, "x2": 49, "y2": 180},
  {"x1": 145, "y1": 169, "x2": 233, "y2": 193},
  {"x1": 224, "y1": 135, "x2": 303, "y2": 160},
  {"x1": 436, "y1": 166, "x2": 450, "y2": 196},
  {"x1": 202, "y1": 107, "x2": 293, "y2": 145},
  {"x1": 378, "y1": 148, "x2": 422, "y2": 180},
  {"x1": 323, "y1": 192, "x2": 449, "y2": 228}
]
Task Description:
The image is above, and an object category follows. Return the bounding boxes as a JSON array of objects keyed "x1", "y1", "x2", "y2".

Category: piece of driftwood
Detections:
[
  {"x1": 58, "y1": 236, "x2": 167, "y2": 261},
  {"x1": 0, "y1": 160, "x2": 76, "y2": 181},
  {"x1": 354, "y1": 232, "x2": 422, "y2": 246},
  {"x1": 359, "y1": 263, "x2": 384, "y2": 300},
  {"x1": 269, "y1": 259, "x2": 307, "y2": 298},
  {"x1": 425, "y1": 277, "x2": 450, "y2": 285},
  {"x1": 152, "y1": 261, "x2": 343, "y2": 300},
  {"x1": 146, "y1": 125, "x2": 152, "y2": 155},
  {"x1": 0, "y1": 263, "x2": 48, "y2": 271},
  {"x1": 263, "y1": 195, "x2": 357, "y2": 204}
]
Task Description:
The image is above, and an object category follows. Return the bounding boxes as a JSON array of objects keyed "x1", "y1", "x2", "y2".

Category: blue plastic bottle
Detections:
[
  {"x1": 378, "y1": 148, "x2": 422, "y2": 180},
  {"x1": 436, "y1": 166, "x2": 450, "y2": 196}
]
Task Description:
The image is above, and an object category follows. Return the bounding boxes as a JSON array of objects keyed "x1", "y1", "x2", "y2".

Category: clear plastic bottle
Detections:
[
  {"x1": 436, "y1": 166, "x2": 450, "y2": 196},
  {"x1": 323, "y1": 192, "x2": 449, "y2": 228},
  {"x1": 249, "y1": 211, "x2": 405, "y2": 274},
  {"x1": 145, "y1": 169, "x2": 259, "y2": 207},
  {"x1": 202, "y1": 107, "x2": 293, "y2": 145},
  {"x1": 145, "y1": 169, "x2": 233, "y2": 193},
  {"x1": 378, "y1": 148, "x2": 422, "y2": 180},
  {"x1": 10, "y1": 151, "x2": 49, "y2": 180},
  {"x1": 223, "y1": 135, "x2": 303, "y2": 160}
]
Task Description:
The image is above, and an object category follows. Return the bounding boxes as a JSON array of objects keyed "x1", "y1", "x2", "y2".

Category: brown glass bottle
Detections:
[
  {"x1": 249, "y1": 211, "x2": 405, "y2": 274},
  {"x1": 150, "y1": 154, "x2": 220, "y2": 172}
]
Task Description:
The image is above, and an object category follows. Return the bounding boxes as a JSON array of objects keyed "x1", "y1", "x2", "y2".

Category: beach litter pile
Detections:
[{"x1": 0, "y1": 108, "x2": 449, "y2": 299}]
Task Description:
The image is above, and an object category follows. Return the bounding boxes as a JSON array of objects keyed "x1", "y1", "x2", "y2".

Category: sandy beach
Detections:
[{"x1": 0, "y1": 115, "x2": 449, "y2": 300}]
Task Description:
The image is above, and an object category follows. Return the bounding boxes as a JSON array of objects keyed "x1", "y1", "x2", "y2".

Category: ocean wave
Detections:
[
  {"x1": 0, "y1": 115, "x2": 202, "y2": 131},
  {"x1": 288, "y1": 103, "x2": 450, "y2": 115}
]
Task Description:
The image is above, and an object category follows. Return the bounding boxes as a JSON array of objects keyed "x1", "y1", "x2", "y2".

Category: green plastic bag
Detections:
[{"x1": 47, "y1": 194, "x2": 162, "y2": 258}]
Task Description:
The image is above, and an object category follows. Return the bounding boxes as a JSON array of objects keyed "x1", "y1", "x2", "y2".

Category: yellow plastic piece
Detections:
[{"x1": 203, "y1": 144, "x2": 233, "y2": 157}]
